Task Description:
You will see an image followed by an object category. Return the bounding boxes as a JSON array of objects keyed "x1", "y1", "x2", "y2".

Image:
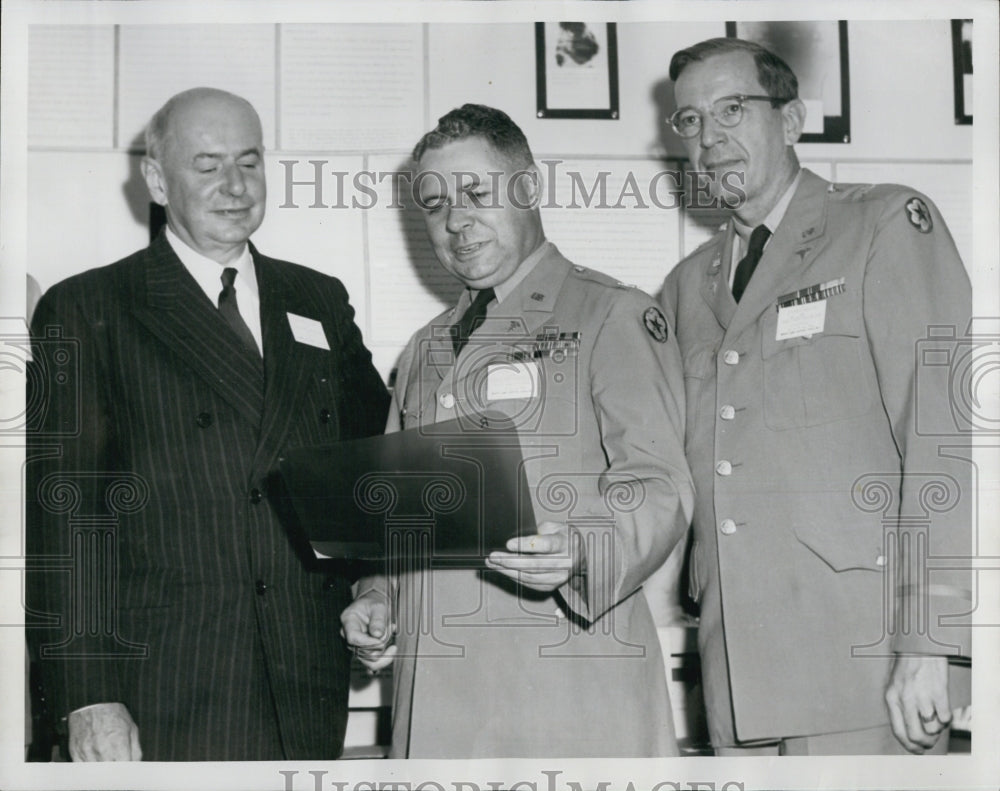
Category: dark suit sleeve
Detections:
[
  {"x1": 326, "y1": 277, "x2": 390, "y2": 440},
  {"x1": 26, "y1": 283, "x2": 129, "y2": 719}
]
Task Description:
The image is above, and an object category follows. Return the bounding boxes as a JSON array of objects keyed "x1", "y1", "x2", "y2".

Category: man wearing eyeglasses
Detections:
[{"x1": 659, "y1": 38, "x2": 971, "y2": 755}]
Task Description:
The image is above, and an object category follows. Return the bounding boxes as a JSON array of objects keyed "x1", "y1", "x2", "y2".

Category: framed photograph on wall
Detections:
[
  {"x1": 535, "y1": 22, "x2": 619, "y2": 119},
  {"x1": 952, "y1": 19, "x2": 973, "y2": 124},
  {"x1": 726, "y1": 20, "x2": 851, "y2": 143}
]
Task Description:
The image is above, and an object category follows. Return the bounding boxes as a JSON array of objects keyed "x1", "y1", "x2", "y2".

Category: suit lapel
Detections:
[
  {"x1": 700, "y1": 224, "x2": 738, "y2": 331},
  {"x1": 130, "y1": 233, "x2": 265, "y2": 428},
  {"x1": 250, "y1": 249, "x2": 335, "y2": 476},
  {"x1": 727, "y1": 169, "x2": 830, "y2": 339}
]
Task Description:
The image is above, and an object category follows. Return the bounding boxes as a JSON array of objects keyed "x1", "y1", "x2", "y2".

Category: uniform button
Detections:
[
  {"x1": 719, "y1": 518, "x2": 737, "y2": 535},
  {"x1": 249, "y1": 488, "x2": 263, "y2": 505},
  {"x1": 255, "y1": 580, "x2": 268, "y2": 596},
  {"x1": 716, "y1": 460, "x2": 733, "y2": 476},
  {"x1": 195, "y1": 412, "x2": 213, "y2": 428},
  {"x1": 720, "y1": 405, "x2": 736, "y2": 420},
  {"x1": 876, "y1": 555, "x2": 887, "y2": 567},
  {"x1": 723, "y1": 350, "x2": 740, "y2": 365},
  {"x1": 439, "y1": 393, "x2": 455, "y2": 409},
  {"x1": 319, "y1": 408, "x2": 332, "y2": 424}
]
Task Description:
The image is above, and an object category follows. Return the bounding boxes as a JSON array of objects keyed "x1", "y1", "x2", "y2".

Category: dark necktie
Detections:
[
  {"x1": 731, "y1": 224, "x2": 771, "y2": 303},
  {"x1": 218, "y1": 267, "x2": 259, "y2": 354},
  {"x1": 452, "y1": 287, "x2": 495, "y2": 355}
]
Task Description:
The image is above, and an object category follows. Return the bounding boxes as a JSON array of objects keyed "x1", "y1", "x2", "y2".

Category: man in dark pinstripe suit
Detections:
[{"x1": 26, "y1": 88, "x2": 389, "y2": 761}]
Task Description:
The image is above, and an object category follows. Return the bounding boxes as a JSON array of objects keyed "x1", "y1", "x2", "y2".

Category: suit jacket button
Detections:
[
  {"x1": 255, "y1": 580, "x2": 268, "y2": 595},
  {"x1": 719, "y1": 518, "x2": 737, "y2": 535},
  {"x1": 319, "y1": 408, "x2": 332, "y2": 423},
  {"x1": 249, "y1": 488, "x2": 263, "y2": 505},
  {"x1": 723, "y1": 350, "x2": 740, "y2": 365},
  {"x1": 196, "y1": 412, "x2": 213, "y2": 428},
  {"x1": 715, "y1": 460, "x2": 733, "y2": 476},
  {"x1": 439, "y1": 393, "x2": 455, "y2": 409}
]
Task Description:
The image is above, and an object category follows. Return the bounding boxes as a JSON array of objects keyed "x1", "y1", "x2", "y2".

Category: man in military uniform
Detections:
[
  {"x1": 660, "y1": 38, "x2": 972, "y2": 754},
  {"x1": 341, "y1": 104, "x2": 694, "y2": 758}
]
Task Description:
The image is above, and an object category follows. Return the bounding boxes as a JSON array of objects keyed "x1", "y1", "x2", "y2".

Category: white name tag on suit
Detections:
[
  {"x1": 486, "y1": 361, "x2": 541, "y2": 401},
  {"x1": 774, "y1": 278, "x2": 845, "y2": 340},
  {"x1": 775, "y1": 300, "x2": 827, "y2": 340},
  {"x1": 287, "y1": 313, "x2": 330, "y2": 350}
]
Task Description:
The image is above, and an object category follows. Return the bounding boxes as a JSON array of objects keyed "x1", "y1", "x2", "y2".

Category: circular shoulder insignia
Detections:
[
  {"x1": 905, "y1": 197, "x2": 933, "y2": 233},
  {"x1": 642, "y1": 306, "x2": 668, "y2": 343}
]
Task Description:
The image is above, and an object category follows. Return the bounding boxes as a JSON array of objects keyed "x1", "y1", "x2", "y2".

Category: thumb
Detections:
[{"x1": 367, "y1": 603, "x2": 388, "y2": 638}]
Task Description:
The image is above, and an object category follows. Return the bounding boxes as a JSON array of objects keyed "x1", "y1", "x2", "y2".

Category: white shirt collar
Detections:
[
  {"x1": 165, "y1": 227, "x2": 262, "y2": 353},
  {"x1": 165, "y1": 227, "x2": 258, "y2": 306}
]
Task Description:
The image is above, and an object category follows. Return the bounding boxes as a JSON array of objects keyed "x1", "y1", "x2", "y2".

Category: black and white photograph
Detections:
[
  {"x1": 1, "y1": 1, "x2": 997, "y2": 790},
  {"x1": 953, "y1": 18, "x2": 974, "y2": 124},
  {"x1": 536, "y1": 22, "x2": 620, "y2": 118},
  {"x1": 725, "y1": 20, "x2": 850, "y2": 143}
]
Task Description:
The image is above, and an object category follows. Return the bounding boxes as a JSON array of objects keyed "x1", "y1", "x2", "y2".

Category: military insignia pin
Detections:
[
  {"x1": 905, "y1": 197, "x2": 933, "y2": 233},
  {"x1": 643, "y1": 307, "x2": 668, "y2": 343}
]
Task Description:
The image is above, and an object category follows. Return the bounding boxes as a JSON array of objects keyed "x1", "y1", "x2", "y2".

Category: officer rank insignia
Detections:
[
  {"x1": 643, "y1": 307, "x2": 669, "y2": 343},
  {"x1": 905, "y1": 197, "x2": 933, "y2": 233}
]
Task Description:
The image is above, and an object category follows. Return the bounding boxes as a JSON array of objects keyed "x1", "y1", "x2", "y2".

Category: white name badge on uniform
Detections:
[
  {"x1": 486, "y1": 361, "x2": 540, "y2": 401},
  {"x1": 775, "y1": 300, "x2": 827, "y2": 340},
  {"x1": 287, "y1": 313, "x2": 330, "y2": 350}
]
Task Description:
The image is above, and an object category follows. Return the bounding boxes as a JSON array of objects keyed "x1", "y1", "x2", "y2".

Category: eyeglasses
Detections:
[{"x1": 668, "y1": 94, "x2": 793, "y2": 138}]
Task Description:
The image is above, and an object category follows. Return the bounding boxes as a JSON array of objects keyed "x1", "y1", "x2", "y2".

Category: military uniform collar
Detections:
[{"x1": 492, "y1": 240, "x2": 552, "y2": 304}]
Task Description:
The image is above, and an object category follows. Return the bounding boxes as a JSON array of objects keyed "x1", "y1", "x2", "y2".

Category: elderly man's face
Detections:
[
  {"x1": 144, "y1": 94, "x2": 266, "y2": 263},
  {"x1": 416, "y1": 137, "x2": 543, "y2": 291},
  {"x1": 674, "y1": 51, "x2": 801, "y2": 224}
]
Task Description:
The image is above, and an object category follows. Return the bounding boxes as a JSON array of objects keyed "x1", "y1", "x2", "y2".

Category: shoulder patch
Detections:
[
  {"x1": 904, "y1": 196, "x2": 933, "y2": 233},
  {"x1": 642, "y1": 306, "x2": 668, "y2": 343}
]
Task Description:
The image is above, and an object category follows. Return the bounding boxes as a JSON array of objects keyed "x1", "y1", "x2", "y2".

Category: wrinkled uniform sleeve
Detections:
[
  {"x1": 862, "y1": 191, "x2": 973, "y2": 658},
  {"x1": 559, "y1": 292, "x2": 695, "y2": 622}
]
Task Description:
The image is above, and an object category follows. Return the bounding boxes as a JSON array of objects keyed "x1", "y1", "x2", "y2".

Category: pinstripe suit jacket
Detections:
[{"x1": 26, "y1": 232, "x2": 389, "y2": 760}]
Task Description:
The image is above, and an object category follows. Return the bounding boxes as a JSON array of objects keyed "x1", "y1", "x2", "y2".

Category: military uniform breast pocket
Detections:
[{"x1": 760, "y1": 299, "x2": 874, "y2": 430}]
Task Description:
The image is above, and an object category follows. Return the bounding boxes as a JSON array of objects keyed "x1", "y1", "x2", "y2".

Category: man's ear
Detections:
[
  {"x1": 782, "y1": 98, "x2": 807, "y2": 146},
  {"x1": 140, "y1": 157, "x2": 168, "y2": 206}
]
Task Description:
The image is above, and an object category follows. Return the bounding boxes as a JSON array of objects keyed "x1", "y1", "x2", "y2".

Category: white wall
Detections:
[{"x1": 26, "y1": 21, "x2": 973, "y2": 379}]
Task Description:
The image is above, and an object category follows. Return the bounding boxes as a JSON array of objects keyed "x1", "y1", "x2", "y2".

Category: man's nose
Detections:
[
  {"x1": 221, "y1": 163, "x2": 247, "y2": 196},
  {"x1": 699, "y1": 114, "x2": 728, "y2": 149},
  {"x1": 445, "y1": 204, "x2": 473, "y2": 233}
]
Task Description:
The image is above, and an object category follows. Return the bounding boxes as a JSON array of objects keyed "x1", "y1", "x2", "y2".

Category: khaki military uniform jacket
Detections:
[
  {"x1": 359, "y1": 243, "x2": 694, "y2": 757},
  {"x1": 660, "y1": 169, "x2": 973, "y2": 746}
]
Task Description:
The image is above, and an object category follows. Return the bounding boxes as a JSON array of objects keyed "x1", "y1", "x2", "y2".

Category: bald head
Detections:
[
  {"x1": 145, "y1": 88, "x2": 262, "y2": 163},
  {"x1": 140, "y1": 87, "x2": 266, "y2": 263}
]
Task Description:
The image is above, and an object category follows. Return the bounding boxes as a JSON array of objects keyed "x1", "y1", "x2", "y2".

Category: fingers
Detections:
[
  {"x1": 356, "y1": 644, "x2": 397, "y2": 673},
  {"x1": 67, "y1": 703, "x2": 141, "y2": 761},
  {"x1": 885, "y1": 655, "x2": 951, "y2": 753},
  {"x1": 340, "y1": 597, "x2": 393, "y2": 649},
  {"x1": 502, "y1": 521, "x2": 569, "y2": 555}
]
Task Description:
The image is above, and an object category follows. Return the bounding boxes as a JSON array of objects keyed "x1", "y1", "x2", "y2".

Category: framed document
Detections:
[
  {"x1": 726, "y1": 20, "x2": 851, "y2": 143},
  {"x1": 952, "y1": 19, "x2": 973, "y2": 125},
  {"x1": 535, "y1": 22, "x2": 619, "y2": 119}
]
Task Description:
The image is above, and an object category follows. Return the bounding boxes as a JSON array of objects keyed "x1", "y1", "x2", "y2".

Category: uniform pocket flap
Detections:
[
  {"x1": 794, "y1": 522, "x2": 885, "y2": 572},
  {"x1": 761, "y1": 296, "x2": 862, "y2": 360}
]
